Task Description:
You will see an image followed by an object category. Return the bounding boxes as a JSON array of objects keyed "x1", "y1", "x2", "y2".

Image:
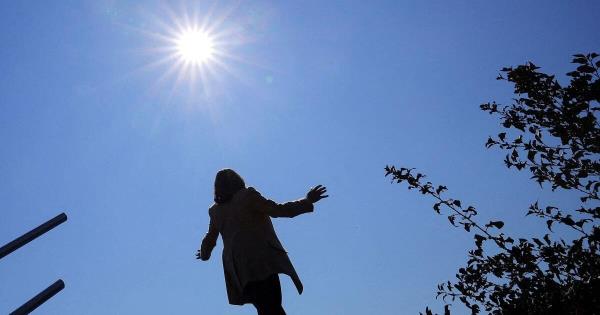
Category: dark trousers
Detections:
[{"x1": 244, "y1": 274, "x2": 286, "y2": 315}]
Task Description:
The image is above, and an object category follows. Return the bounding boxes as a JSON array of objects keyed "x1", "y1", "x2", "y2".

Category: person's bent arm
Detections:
[{"x1": 197, "y1": 209, "x2": 218, "y2": 261}]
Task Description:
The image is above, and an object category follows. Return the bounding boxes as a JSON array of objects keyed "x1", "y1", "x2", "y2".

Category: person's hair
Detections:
[{"x1": 214, "y1": 169, "x2": 246, "y2": 204}]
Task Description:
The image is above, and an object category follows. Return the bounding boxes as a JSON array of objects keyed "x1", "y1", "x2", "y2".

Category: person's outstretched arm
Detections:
[
  {"x1": 249, "y1": 185, "x2": 328, "y2": 218},
  {"x1": 196, "y1": 208, "x2": 218, "y2": 261}
]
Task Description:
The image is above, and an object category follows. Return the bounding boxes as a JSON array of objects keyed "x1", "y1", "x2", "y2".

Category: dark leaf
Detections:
[
  {"x1": 436, "y1": 185, "x2": 448, "y2": 195},
  {"x1": 464, "y1": 223, "x2": 471, "y2": 232},
  {"x1": 546, "y1": 219, "x2": 553, "y2": 231},
  {"x1": 474, "y1": 234, "x2": 486, "y2": 248},
  {"x1": 448, "y1": 215, "x2": 456, "y2": 226},
  {"x1": 560, "y1": 216, "x2": 575, "y2": 226},
  {"x1": 527, "y1": 150, "x2": 536, "y2": 162},
  {"x1": 544, "y1": 234, "x2": 551, "y2": 244},
  {"x1": 485, "y1": 221, "x2": 504, "y2": 229},
  {"x1": 577, "y1": 64, "x2": 595, "y2": 73}
]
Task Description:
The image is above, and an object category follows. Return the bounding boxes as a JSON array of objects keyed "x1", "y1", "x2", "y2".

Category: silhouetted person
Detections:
[{"x1": 197, "y1": 169, "x2": 328, "y2": 315}]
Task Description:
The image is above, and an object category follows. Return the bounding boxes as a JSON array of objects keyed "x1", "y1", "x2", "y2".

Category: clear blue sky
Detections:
[{"x1": 1, "y1": 1, "x2": 599, "y2": 314}]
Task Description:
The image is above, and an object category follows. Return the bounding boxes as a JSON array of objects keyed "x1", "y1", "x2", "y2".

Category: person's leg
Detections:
[
  {"x1": 245, "y1": 274, "x2": 286, "y2": 315},
  {"x1": 262, "y1": 274, "x2": 285, "y2": 315},
  {"x1": 244, "y1": 281, "x2": 267, "y2": 315},
  {"x1": 253, "y1": 302, "x2": 269, "y2": 315},
  {"x1": 261, "y1": 274, "x2": 285, "y2": 315}
]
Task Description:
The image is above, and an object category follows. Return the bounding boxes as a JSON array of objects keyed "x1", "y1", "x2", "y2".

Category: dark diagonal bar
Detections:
[
  {"x1": 10, "y1": 279, "x2": 65, "y2": 315},
  {"x1": 0, "y1": 212, "x2": 67, "y2": 260}
]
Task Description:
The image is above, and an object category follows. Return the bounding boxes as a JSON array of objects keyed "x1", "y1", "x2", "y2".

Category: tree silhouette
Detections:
[{"x1": 387, "y1": 53, "x2": 600, "y2": 315}]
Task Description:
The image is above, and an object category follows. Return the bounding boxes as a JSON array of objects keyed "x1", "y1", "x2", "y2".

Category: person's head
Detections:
[{"x1": 214, "y1": 169, "x2": 246, "y2": 204}]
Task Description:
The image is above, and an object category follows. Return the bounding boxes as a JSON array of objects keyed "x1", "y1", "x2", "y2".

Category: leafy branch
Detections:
[{"x1": 389, "y1": 53, "x2": 600, "y2": 315}]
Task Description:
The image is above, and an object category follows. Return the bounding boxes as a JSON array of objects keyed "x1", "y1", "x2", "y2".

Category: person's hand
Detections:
[
  {"x1": 306, "y1": 185, "x2": 328, "y2": 203},
  {"x1": 195, "y1": 249, "x2": 204, "y2": 260}
]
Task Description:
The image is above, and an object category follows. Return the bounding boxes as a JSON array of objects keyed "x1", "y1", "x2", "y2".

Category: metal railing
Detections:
[
  {"x1": 9, "y1": 280, "x2": 65, "y2": 315},
  {"x1": 1, "y1": 212, "x2": 67, "y2": 314}
]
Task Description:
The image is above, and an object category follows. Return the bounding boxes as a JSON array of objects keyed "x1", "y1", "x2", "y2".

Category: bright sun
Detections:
[
  {"x1": 176, "y1": 30, "x2": 215, "y2": 65},
  {"x1": 140, "y1": 6, "x2": 243, "y2": 96}
]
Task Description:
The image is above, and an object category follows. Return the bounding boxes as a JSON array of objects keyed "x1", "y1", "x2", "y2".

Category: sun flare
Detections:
[
  {"x1": 176, "y1": 30, "x2": 215, "y2": 65},
  {"x1": 135, "y1": 4, "x2": 249, "y2": 99}
]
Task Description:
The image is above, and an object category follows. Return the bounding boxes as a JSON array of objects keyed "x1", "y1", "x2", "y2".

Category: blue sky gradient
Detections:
[{"x1": 1, "y1": 1, "x2": 599, "y2": 314}]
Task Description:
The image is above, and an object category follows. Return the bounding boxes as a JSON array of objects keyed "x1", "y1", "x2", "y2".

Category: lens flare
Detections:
[
  {"x1": 176, "y1": 30, "x2": 215, "y2": 65},
  {"x1": 130, "y1": 3, "x2": 250, "y2": 102}
]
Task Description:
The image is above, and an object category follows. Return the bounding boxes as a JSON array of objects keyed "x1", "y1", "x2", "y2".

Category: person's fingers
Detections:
[{"x1": 308, "y1": 185, "x2": 328, "y2": 202}]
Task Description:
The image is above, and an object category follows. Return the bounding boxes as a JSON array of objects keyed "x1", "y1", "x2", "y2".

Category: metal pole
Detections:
[
  {"x1": 10, "y1": 279, "x2": 65, "y2": 315},
  {"x1": 0, "y1": 213, "x2": 67, "y2": 260}
]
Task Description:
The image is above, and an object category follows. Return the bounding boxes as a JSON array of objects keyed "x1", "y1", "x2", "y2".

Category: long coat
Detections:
[{"x1": 199, "y1": 187, "x2": 314, "y2": 305}]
